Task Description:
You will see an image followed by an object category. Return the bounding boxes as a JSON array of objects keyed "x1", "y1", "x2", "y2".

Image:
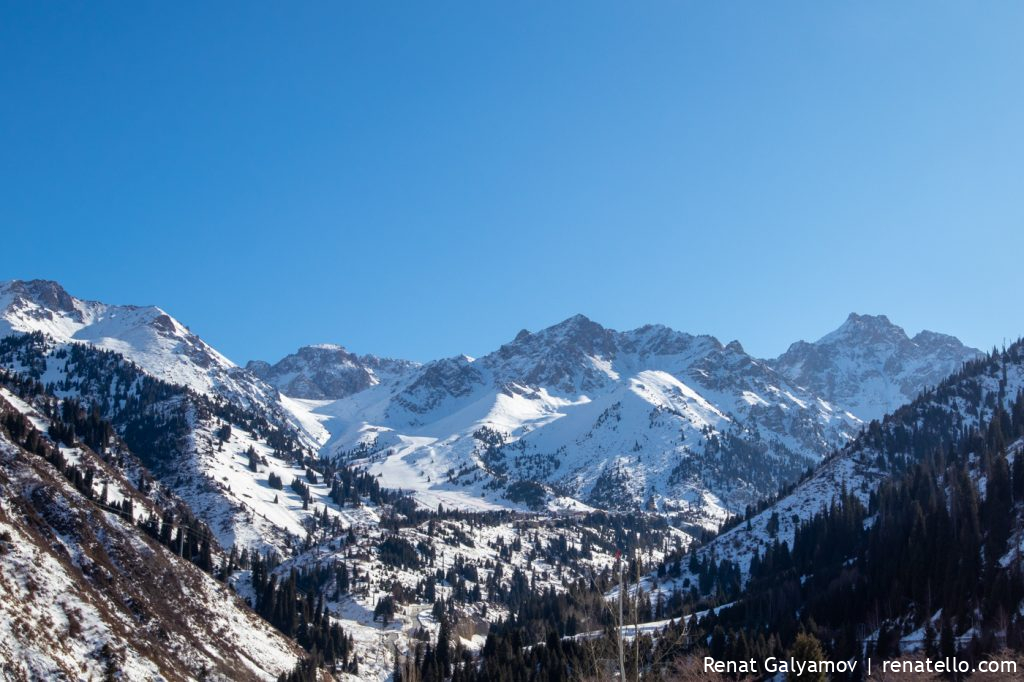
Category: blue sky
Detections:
[{"x1": 2, "y1": 2, "x2": 1022, "y2": 363}]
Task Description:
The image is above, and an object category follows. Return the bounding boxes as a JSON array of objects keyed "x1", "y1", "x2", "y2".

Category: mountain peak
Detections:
[
  {"x1": 536, "y1": 314, "x2": 612, "y2": 347},
  {"x1": 911, "y1": 329, "x2": 967, "y2": 348},
  {"x1": 248, "y1": 342, "x2": 418, "y2": 400},
  {"x1": 725, "y1": 339, "x2": 745, "y2": 354},
  {"x1": 820, "y1": 312, "x2": 908, "y2": 345},
  {"x1": 0, "y1": 279, "x2": 276, "y2": 404},
  {"x1": 846, "y1": 311, "x2": 891, "y2": 324},
  {"x1": 772, "y1": 313, "x2": 980, "y2": 420},
  {"x1": 307, "y1": 342, "x2": 348, "y2": 352},
  {"x1": 547, "y1": 313, "x2": 601, "y2": 332},
  {"x1": 840, "y1": 311, "x2": 899, "y2": 331},
  {"x1": 1, "y1": 278, "x2": 78, "y2": 313}
]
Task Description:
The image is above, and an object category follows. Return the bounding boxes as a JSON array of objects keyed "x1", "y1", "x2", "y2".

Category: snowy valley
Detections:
[{"x1": 0, "y1": 278, "x2": 1000, "y2": 681}]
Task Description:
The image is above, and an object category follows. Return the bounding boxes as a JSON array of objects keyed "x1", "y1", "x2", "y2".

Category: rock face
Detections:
[
  {"x1": 770, "y1": 313, "x2": 981, "y2": 421},
  {"x1": 247, "y1": 344, "x2": 418, "y2": 400}
]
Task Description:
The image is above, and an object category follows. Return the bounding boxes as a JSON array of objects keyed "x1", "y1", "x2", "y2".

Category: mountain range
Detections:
[
  {"x1": 642, "y1": 337, "x2": 1024, "y2": 671},
  {"x1": 250, "y1": 309, "x2": 979, "y2": 523},
  {"x1": 0, "y1": 279, "x2": 981, "y2": 526},
  {"x1": 0, "y1": 278, "x2": 1006, "y2": 680}
]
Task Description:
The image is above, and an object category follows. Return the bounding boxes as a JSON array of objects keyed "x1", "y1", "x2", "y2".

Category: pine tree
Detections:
[
  {"x1": 437, "y1": 617, "x2": 452, "y2": 677},
  {"x1": 787, "y1": 633, "x2": 827, "y2": 682},
  {"x1": 940, "y1": 619, "x2": 957, "y2": 661}
]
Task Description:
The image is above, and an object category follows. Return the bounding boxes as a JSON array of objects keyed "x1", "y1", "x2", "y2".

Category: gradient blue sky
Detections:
[{"x1": 2, "y1": 2, "x2": 1023, "y2": 364}]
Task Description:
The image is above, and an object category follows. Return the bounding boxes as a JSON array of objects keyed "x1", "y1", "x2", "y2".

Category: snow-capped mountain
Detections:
[
  {"x1": 268, "y1": 313, "x2": 978, "y2": 522},
  {"x1": 247, "y1": 344, "x2": 418, "y2": 400},
  {"x1": 0, "y1": 375, "x2": 302, "y2": 679},
  {"x1": 0, "y1": 279, "x2": 324, "y2": 448},
  {"x1": 770, "y1": 312, "x2": 981, "y2": 421},
  {"x1": 668, "y1": 341, "x2": 1020, "y2": 587},
  {"x1": 307, "y1": 316, "x2": 870, "y2": 520},
  {"x1": 0, "y1": 277, "x2": 1007, "y2": 680},
  {"x1": 0, "y1": 280, "x2": 342, "y2": 554},
  {"x1": 644, "y1": 341, "x2": 1024, "y2": 668},
  {"x1": 0, "y1": 331, "x2": 339, "y2": 556},
  {"x1": 0, "y1": 279, "x2": 265, "y2": 403},
  {"x1": 0, "y1": 280, "x2": 978, "y2": 525}
]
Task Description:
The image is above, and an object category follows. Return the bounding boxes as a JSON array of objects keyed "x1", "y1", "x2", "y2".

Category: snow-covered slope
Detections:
[
  {"x1": 278, "y1": 314, "x2": 976, "y2": 524},
  {"x1": 1, "y1": 280, "x2": 241, "y2": 398},
  {"x1": 0, "y1": 279, "x2": 323, "y2": 448},
  {"x1": 247, "y1": 344, "x2": 418, "y2": 400},
  {"x1": 0, "y1": 383, "x2": 301, "y2": 680},
  {"x1": 255, "y1": 506, "x2": 689, "y2": 681},
  {"x1": 0, "y1": 333, "x2": 339, "y2": 556},
  {"x1": 771, "y1": 312, "x2": 981, "y2": 421},
  {"x1": 0, "y1": 280, "x2": 978, "y2": 531},
  {"x1": 665, "y1": 342, "x2": 1024, "y2": 590},
  {"x1": 305, "y1": 316, "x2": 866, "y2": 522}
]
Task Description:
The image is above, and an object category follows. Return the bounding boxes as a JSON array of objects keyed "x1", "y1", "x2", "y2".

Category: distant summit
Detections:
[
  {"x1": 770, "y1": 312, "x2": 981, "y2": 421},
  {"x1": 246, "y1": 345, "x2": 418, "y2": 400}
]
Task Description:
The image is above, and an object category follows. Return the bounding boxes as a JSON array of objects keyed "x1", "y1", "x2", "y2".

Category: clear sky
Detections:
[{"x1": 2, "y1": 2, "x2": 1023, "y2": 364}]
